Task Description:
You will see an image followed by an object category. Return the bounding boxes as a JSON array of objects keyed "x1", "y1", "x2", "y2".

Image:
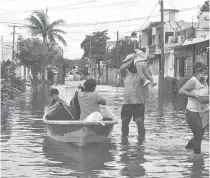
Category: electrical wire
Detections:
[
  {"x1": 49, "y1": 0, "x2": 140, "y2": 11},
  {"x1": 0, "y1": 5, "x2": 199, "y2": 28},
  {"x1": 0, "y1": 0, "x2": 142, "y2": 14},
  {"x1": 138, "y1": 1, "x2": 159, "y2": 31},
  {"x1": 0, "y1": 0, "x2": 98, "y2": 13}
]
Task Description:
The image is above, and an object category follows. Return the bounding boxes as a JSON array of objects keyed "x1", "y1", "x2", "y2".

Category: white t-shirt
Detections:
[{"x1": 186, "y1": 76, "x2": 209, "y2": 112}]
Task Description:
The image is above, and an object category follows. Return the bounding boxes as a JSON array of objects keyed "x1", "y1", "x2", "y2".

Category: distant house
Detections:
[
  {"x1": 173, "y1": 12, "x2": 209, "y2": 78},
  {"x1": 0, "y1": 37, "x2": 17, "y2": 61},
  {"x1": 138, "y1": 7, "x2": 208, "y2": 79},
  {"x1": 0, "y1": 36, "x2": 31, "y2": 81}
]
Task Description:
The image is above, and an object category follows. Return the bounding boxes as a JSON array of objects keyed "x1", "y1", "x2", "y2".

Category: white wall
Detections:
[{"x1": 164, "y1": 52, "x2": 175, "y2": 77}]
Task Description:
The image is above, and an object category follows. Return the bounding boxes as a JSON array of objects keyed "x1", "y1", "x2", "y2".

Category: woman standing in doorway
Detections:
[{"x1": 179, "y1": 61, "x2": 209, "y2": 159}]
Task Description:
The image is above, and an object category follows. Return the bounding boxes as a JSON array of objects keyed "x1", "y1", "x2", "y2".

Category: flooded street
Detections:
[{"x1": 1, "y1": 84, "x2": 209, "y2": 178}]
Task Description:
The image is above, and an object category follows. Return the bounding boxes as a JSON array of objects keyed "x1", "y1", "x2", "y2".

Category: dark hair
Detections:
[
  {"x1": 50, "y1": 88, "x2": 59, "y2": 95},
  {"x1": 133, "y1": 47, "x2": 146, "y2": 53},
  {"x1": 141, "y1": 47, "x2": 146, "y2": 53},
  {"x1": 194, "y1": 61, "x2": 208, "y2": 74},
  {"x1": 128, "y1": 61, "x2": 137, "y2": 73},
  {"x1": 84, "y1": 78, "x2": 96, "y2": 92}
]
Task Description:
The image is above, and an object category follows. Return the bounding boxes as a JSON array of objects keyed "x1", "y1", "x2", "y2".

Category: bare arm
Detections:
[
  {"x1": 119, "y1": 59, "x2": 133, "y2": 77},
  {"x1": 179, "y1": 79, "x2": 198, "y2": 99}
]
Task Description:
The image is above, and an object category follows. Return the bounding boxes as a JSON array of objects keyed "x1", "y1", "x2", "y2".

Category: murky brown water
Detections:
[{"x1": 1, "y1": 84, "x2": 209, "y2": 178}]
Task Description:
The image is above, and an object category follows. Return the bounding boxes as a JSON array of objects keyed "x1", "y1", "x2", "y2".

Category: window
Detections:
[
  {"x1": 152, "y1": 35, "x2": 155, "y2": 45},
  {"x1": 184, "y1": 57, "x2": 193, "y2": 77},
  {"x1": 178, "y1": 57, "x2": 184, "y2": 77},
  {"x1": 175, "y1": 58, "x2": 179, "y2": 77},
  {"x1": 165, "y1": 32, "x2": 174, "y2": 43},
  {"x1": 176, "y1": 57, "x2": 193, "y2": 78},
  {"x1": 148, "y1": 34, "x2": 152, "y2": 46}
]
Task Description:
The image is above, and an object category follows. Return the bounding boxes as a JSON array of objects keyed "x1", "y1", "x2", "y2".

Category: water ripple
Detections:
[{"x1": 1, "y1": 85, "x2": 209, "y2": 178}]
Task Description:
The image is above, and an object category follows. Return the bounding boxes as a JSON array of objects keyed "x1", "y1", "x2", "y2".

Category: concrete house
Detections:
[{"x1": 173, "y1": 12, "x2": 209, "y2": 78}]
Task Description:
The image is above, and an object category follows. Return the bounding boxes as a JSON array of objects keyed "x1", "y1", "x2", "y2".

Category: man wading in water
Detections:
[{"x1": 119, "y1": 53, "x2": 155, "y2": 139}]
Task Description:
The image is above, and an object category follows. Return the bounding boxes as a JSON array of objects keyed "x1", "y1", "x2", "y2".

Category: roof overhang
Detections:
[{"x1": 182, "y1": 35, "x2": 209, "y2": 46}]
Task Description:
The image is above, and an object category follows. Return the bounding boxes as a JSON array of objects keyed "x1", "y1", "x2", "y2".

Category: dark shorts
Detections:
[{"x1": 121, "y1": 104, "x2": 145, "y2": 121}]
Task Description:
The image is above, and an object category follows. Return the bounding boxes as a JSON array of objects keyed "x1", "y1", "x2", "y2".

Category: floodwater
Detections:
[{"x1": 1, "y1": 84, "x2": 209, "y2": 178}]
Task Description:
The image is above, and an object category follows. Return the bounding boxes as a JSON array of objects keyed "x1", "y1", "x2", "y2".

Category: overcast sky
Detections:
[{"x1": 0, "y1": 0, "x2": 205, "y2": 59}]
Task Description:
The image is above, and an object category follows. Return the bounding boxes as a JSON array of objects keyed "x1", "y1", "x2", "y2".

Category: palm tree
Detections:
[{"x1": 25, "y1": 10, "x2": 67, "y2": 46}]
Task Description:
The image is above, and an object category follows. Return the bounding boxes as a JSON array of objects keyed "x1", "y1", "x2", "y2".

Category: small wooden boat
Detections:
[{"x1": 43, "y1": 106, "x2": 118, "y2": 147}]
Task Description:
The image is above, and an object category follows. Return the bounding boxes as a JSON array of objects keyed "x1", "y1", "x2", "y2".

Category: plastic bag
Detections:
[{"x1": 84, "y1": 112, "x2": 105, "y2": 126}]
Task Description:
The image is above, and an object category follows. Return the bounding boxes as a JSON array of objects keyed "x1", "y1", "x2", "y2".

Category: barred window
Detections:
[{"x1": 184, "y1": 57, "x2": 193, "y2": 77}]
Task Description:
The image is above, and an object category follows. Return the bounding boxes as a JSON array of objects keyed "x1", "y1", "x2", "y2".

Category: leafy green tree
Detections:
[
  {"x1": 25, "y1": 10, "x2": 67, "y2": 46},
  {"x1": 106, "y1": 38, "x2": 137, "y2": 68},
  {"x1": 81, "y1": 30, "x2": 110, "y2": 57},
  {"x1": 16, "y1": 38, "x2": 57, "y2": 83}
]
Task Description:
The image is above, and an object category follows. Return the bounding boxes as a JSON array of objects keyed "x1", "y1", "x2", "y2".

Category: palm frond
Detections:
[
  {"x1": 32, "y1": 10, "x2": 49, "y2": 30},
  {"x1": 50, "y1": 33, "x2": 67, "y2": 47},
  {"x1": 25, "y1": 15, "x2": 43, "y2": 29},
  {"x1": 49, "y1": 29, "x2": 66, "y2": 34},
  {"x1": 48, "y1": 34, "x2": 56, "y2": 44},
  {"x1": 50, "y1": 19, "x2": 66, "y2": 28}
]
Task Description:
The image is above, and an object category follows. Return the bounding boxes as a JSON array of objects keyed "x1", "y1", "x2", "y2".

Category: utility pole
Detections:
[
  {"x1": 9, "y1": 25, "x2": 19, "y2": 75},
  {"x1": 116, "y1": 31, "x2": 119, "y2": 60},
  {"x1": 160, "y1": 0, "x2": 165, "y2": 92},
  {"x1": 89, "y1": 36, "x2": 92, "y2": 68},
  {"x1": 116, "y1": 31, "x2": 119, "y2": 85}
]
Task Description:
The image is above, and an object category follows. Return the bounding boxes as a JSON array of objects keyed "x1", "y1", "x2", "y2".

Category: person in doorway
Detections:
[
  {"x1": 119, "y1": 56, "x2": 154, "y2": 139},
  {"x1": 78, "y1": 78, "x2": 106, "y2": 120},
  {"x1": 179, "y1": 61, "x2": 209, "y2": 159}
]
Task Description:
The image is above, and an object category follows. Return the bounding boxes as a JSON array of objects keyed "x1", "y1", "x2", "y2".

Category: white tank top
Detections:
[{"x1": 186, "y1": 76, "x2": 209, "y2": 112}]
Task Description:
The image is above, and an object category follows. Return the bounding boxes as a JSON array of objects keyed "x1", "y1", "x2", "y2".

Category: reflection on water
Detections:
[
  {"x1": 1, "y1": 84, "x2": 209, "y2": 178},
  {"x1": 43, "y1": 137, "x2": 116, "y2": 177}
]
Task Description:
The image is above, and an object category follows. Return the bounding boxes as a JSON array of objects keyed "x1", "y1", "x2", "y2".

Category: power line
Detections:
[
  {"x1": 0, "y1": 0, "x2": 98, "y2": 13},
  {"x1": 0, "y1": 5, "x2": 199, "y2": 28},
  {"x1": 138, "y1": 1, "x2": 159, "y2": 31},
  {"x1": 46, "y1": 0, "x2": 99, "y2": 10},
  {"x1": 48, "y1": 0, "x2": 140, "y2": 11},
  {"x1": 59, "y1": 6, "x2": 199, "y2": 27},
  {"x1": 0, "y1": 0, "x2": 141, "y2": 14}
]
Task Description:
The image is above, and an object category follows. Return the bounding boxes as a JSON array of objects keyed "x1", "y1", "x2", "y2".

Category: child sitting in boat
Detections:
[
  {"x1": 78, "y1": 78, "x2": 106, "y2": 120},
  {"x1": 45, "y1": 88, "x2": 68, "y2": 114}
]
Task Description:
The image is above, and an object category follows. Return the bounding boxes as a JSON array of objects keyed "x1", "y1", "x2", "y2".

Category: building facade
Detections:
[
  {"x1": 139, "y1": 9, "x2": 209, "y2": 79},
  {"x1": 174, "y1": 12, "x2": 209, "y2": 78}
]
